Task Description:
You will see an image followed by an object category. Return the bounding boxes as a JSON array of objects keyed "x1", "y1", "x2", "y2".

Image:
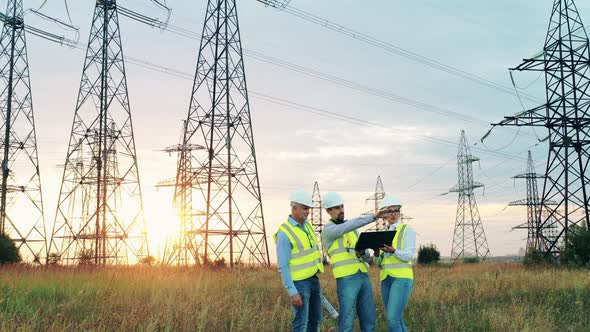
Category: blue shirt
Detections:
[{"x1": 276, "y1": 216, "x2": 314, "y2": 296}]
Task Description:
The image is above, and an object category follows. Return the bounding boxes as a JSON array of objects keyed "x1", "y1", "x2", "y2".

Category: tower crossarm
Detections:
[
  {"x1": 509, "y1": 199, "x2": 532, "y2": 206},
  {"x1": 510, "y1": 54, "x2": 546, "y2": 72},
  {"x1": 511, "y1": 222, "x2": 530, "y2": 230},
  {"x1": 493, "y1": 104, "x2": 548, "y2": 128},
  {"x1": 256, "y1": 0, "x2": 291, "y2": 9},
  {"x1": 513, "y1": 172, "x2": 546, "y2": 179},
  {"x1": 449, "y1": 182, "x2": 484, "y2": 193},
  {"x1": 156, "y1": 177, "x2": 177, "y2": 188},
  {"x1": 161, "y1": 143, "x2": 206, "y2": 154},
  {"x1": 458, "y1": 155, "x2": 480, "y2": 164},
  {"x1": 509, "y1": 198, "x2": 558, "y2": 206}
]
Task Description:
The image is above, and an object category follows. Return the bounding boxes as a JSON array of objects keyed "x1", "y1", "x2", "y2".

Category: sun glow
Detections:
[{"x1": 143, "y1": 192, "x2": 182, "y2": 259}]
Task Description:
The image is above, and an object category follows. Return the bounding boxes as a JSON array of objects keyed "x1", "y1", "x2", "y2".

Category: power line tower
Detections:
[
  {"x1": 180, "y1": 0, "x2": 269, "y2": 268},
  {"x1": 310, "y1": 181, "x2": 323, "y2": 254},
  {"x1": 157, "y1": 121, "x2": 206, "y2": 267},
  {"x1": 490, "y1": 0, "x2": 590, "y2": 257},
  {"x1": 366, "y1": 175, "x2": 386, "y2": 230},
  {"x1": 48, "y1": 0, "x2": 148, "y2": 265},
  {"x1": 448, "y1": 130, "x2": 490, "y2": 262},
  {"x1": 0, "y1": 0, "x2": 47, "y2": 263},
  {"x1": 509, "y1": 151, "x2": 556, "y2": 255}
]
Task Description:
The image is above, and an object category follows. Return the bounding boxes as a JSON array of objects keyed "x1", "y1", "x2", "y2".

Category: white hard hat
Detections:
[
  {"x1": 323, "y1": 192, "x2": 344, "y2": 209},
  {"x1": 380, "y1": 195, "x2": 402, "y2": 209},
  {"x1": 289, "y1": 189, "x2": 313, "y2": 207}
]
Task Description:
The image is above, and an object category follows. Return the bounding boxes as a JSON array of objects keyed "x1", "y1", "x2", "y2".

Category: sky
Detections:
[{"x1": 8, "y1": 0, "x2": 590, "y2": 262}]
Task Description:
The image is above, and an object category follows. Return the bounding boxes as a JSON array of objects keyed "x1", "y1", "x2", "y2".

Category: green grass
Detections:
[{"x1": 0, "y1": 263, "x2": 589, "y2": 331}]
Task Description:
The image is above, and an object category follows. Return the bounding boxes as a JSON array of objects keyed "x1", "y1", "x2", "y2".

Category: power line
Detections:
[
  {"x1": 406, "y1": 157, "x2": 455, "y2": 190},
  {"x1": 44, "y1": 28, "x2": 530, "y2": 165},
  {"x1": 144, "y1": 16, "x2": 539, "y2": 140},
  {"x1": 49, "y1": 3, "x2": 539, "y2": 140},
  {"x1": 278, "y1": 4, "x2": 543, "y2": 104},
  {"x1": 128, "y1": 57, "x2": 529, "y2": 162}
]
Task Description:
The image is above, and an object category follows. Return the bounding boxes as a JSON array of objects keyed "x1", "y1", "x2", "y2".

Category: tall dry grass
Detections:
[{"x1": 0, "y1": 263, "x2": 589, "y2": 331}]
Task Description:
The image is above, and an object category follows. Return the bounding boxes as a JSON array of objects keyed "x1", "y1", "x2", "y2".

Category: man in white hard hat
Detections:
[
  {"x1": 321, "y1": 191, "x2": 389, "y2": 332},
  {"x1": 375, "y1": 195, "x2": 415, "y2": 332},
  {"x1": 274, "y1": 189, "x2": 324, "y2": 332}
]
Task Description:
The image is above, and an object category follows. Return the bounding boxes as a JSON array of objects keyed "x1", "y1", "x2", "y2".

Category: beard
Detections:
[{"x1": 331, "y1": 213, "x2": 346, "y2": 224}]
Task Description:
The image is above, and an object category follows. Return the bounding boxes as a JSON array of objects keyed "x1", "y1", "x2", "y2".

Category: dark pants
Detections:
[{"x1": 292, "y1": 275, "x2": 322, "y2": 332}]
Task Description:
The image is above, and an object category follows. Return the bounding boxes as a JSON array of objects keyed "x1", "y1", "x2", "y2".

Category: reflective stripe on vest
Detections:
[
  {"x1": 379, "y1": 224, "x2": 413, "y2": 281},
  {"x1": 326, "y1": 225, "x2": 368, "y2": 279},
  {"x1": 274, "y1": 220, "x2": 324, "y2": 281}
]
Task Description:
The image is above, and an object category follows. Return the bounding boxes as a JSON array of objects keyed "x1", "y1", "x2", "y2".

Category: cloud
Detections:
[
  {"x1": 279, "y1": 123, "x2": 449, "y2": 161},
  {"x1": 312, "y1": 165, "x2": 356, "y2": 184},
  {"x1": 276, "y1": 145, "x2": 388, "y2": 160}
]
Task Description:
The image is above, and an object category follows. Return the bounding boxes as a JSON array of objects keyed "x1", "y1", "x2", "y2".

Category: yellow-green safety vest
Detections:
[
  {"x1": 274, "y1": 220, "x2": 324, "y2": 281},
  {"x1": 326, "y1": 223, "x2": 368, "y2": 279},
  {"x1": 379, "y1": 224, "x2": 413, "y2": 281}
]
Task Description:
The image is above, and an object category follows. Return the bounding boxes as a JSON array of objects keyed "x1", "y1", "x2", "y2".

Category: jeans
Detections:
[
  {"x1": 380, "y1": 276, "x2": 413, "y2": 332},
  {"x1": 292, "y1": 275, "x2": 322, "y2": 332},
  {"x1": 335, "y1": 271, "x2": 376, "y2": 332}
]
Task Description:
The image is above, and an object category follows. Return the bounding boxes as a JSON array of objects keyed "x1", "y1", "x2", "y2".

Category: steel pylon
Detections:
[
  {"x1": 48, "y1": 0, "x2": 148, "y2": 265},
  {"x1": 509, "y1": 151, "x2": 557, "y2": 255},
  {"x1": 0, "y1": 0, "x2": 46, "y2": 263},
  {"x1": 492, "y1": 0, "x2": 590, "y2": 257},
  {"x1": 310, "y1": 181, "x2": 323, "y2": 255},
  {"x1": 365, "y1": 175, "x2": 386, "y2": 230},
  {"x1": 180, "y1": 0, "x2": 269, "y2": 268},
  {"x1": 158, "y1": 121, "x2": 206, "y2": 266},
  {"x1": 449, "y1": 130, "x2": 490, "y2": 262}
]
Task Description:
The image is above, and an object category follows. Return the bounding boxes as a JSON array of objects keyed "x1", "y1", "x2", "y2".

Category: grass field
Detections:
[{"x1": 0, "y1": 263, "x2": 589, "y2": 331}]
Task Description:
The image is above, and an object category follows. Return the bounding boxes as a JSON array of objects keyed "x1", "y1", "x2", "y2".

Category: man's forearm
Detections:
[
  {"x1": 276, "y1": 232, "x2": 297, "y2": 296},
  {"x1": 393, "y1": 246, "x2": 415, "y2": 262},
  {"x1": 322, "y1": 215, "x2": 375, "y2": 241},
  {"x1": 278, "y1": 266, "x2": 299, "y2": 296}
]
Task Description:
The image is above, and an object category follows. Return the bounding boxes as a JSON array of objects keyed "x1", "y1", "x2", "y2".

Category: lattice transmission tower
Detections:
[
  {"x1": 490, "y1": 0, "x2": 590, "y2": 257},
  {"x1": 49, "y1": 0, "x2": 149, "y2": 265},
  {"x1": 448, "y1": 130, "x2": 489, "y2": 262},
  {"x1": 178, "y1": 0, "x2": 269, "y2": 268},
  {"x1": 157, "y1": 120, "x2": 206, "y2": 266},
  {"x1": 509, "y1": 151, "x2": 556, "y2": 255},
  {"x1": 310, "y1": 181, "x2": 323, "y2": 254},
  {"x1": 365, "y1": 175, "x2": 386, "y2": 230},
  {"x1": 0, "y1": 0, "x2": 47, "y2": 263}
]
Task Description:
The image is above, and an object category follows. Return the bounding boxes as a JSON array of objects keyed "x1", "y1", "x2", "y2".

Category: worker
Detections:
[
  {"x1": 375, "y1": 195, "x2": 416, "y2": 332},
  {"x1": 275, "y1": 189, "x2": 324, "y2": 332},
  {"x1": 321, "y1": 191, "x2": 388, "y2": 332}
]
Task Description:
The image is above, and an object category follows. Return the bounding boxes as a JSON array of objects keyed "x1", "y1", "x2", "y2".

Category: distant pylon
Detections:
[
  {"x1": 179, "y1": 0, "x2": 269, "y2": 268},
  {"x1": 158, "y1": 120, "x2": 206, "y2": 267},
  {"x1": 490, "y1": 0, "x2": 590, "y2": 257},
  {"x1": 448, "y1": 130, "x2": 490, "y2": 262},
  {"x1": 366, "y1": 176, "x2": 386, "y2": 230},
  {"x1": 509, "y1": 151, "x2": 556, "y2": 255},
  {"x1": 310, "y1": 181, "x2": 323, "y2": 254},
  {"x1": 0, "y1": 0, "x2": 47, "y2": 263},
  {"x1": 48, "y1": 0, "x2": 148, "y2": 265}
]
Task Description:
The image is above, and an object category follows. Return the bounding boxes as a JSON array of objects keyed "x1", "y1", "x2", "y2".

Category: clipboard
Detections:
[{"x1": 355, "y1": 231, "x2": 396, "y2": 250}]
